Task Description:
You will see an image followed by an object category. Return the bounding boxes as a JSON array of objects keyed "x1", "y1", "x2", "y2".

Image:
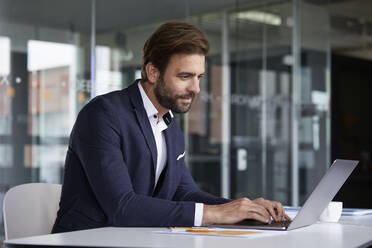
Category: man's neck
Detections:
[{"x1": 140, "y1": 80, "x2": 168, "y2": 119}]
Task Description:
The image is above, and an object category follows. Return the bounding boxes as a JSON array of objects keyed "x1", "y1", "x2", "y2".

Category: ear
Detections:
[{"x1": 145, "y1": 62, "x2": 159, "y2": 84}]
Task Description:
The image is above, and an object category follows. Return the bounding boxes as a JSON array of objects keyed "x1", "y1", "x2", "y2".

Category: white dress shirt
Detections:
[{"x1": 138, "y1": 82, "x2": 203, "y2": 226}]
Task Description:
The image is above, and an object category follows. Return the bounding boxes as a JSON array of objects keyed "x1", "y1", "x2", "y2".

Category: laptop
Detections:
[{"x1": 210, "y1": 159, "x2": 359, "y2": 231}]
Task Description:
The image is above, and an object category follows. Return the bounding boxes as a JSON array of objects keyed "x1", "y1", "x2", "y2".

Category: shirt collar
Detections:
[{"x1": 138, "y1": 81, "x2": 174, "y2": 125}]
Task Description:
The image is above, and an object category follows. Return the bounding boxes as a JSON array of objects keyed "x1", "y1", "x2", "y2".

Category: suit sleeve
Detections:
[
  {"x1": 72, "y1": 98, "x2": 195, "y2": 227},
  {"x1": 172, "y1": 162, "x2": 231, "y2": 205}
]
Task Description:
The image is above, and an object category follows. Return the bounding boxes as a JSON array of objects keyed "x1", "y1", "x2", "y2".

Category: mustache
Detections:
[{"x1": 177, "y1": 92, "x2": 195, "y2": 99}]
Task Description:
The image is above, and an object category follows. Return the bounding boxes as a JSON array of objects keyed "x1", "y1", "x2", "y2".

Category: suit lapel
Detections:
[{"x1": 127, "y1": 81, "x2": 157, "y2": 185}]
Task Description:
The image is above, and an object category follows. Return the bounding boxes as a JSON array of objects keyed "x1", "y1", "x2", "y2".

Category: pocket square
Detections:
[{"x1": 176, "y1": 151, "x2": 186, "y2": 161}]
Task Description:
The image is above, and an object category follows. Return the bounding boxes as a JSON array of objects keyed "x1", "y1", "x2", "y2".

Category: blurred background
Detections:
[{"x1": 0, "y1": 0, "x2": 371, "y2": 240}]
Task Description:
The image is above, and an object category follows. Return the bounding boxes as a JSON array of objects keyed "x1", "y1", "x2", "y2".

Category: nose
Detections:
[{"x1": 188, "y1": 77, "x2": 200, "y2": 94}]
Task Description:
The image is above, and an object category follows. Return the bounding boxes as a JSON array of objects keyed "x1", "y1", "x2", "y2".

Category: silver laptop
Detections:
[{"x1": 210, "y1": 159, "x2": 359, "y2": 231}]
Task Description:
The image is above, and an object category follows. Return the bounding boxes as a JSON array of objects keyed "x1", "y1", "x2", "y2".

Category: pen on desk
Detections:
[
  {"x1": 168, "y1": 227, "x2": 261, "y2": 235},
  {"x1": 169, "y1": 227, "x2": 210, "y2": 232},
  {"x1": 169, "y1": 227, "x2": 219, "y2": 234}
]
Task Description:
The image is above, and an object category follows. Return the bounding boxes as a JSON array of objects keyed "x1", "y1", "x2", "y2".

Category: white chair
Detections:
[{"x1": 2, "y1": 183, "x2": 61, "y2": 240}]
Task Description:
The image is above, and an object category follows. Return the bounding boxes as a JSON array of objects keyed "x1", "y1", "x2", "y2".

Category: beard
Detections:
[{"x1": 154, "y1": 76, "x2": 195, "y2": 113}]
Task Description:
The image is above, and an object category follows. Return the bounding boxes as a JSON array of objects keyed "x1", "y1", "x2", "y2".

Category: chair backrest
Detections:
[{"x1": 3, "y1": 183, "x2": 61, "y2": 240}]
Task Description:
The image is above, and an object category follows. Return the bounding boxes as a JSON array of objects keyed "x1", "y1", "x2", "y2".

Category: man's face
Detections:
[{"x1": 154, "y1": 53, "x2": 205, "y2": 113}]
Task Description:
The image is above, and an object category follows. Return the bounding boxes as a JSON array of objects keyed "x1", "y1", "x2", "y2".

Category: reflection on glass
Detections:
[
  {"x1": 28, "y1": 40, "x2": 75, "y2": 137},
  {"x1": 95, "y1": 45, "x2": 124, "y2": 96},
  {"x1": 0, "y1": 37, "x2": 10, "y2": 75},
  {"x1": 26, "y1": 41, "x2": 76, "y2": 183},
  {"x1": 0, "y1": 36, "x2": 11, "y2": 137},
  {"x1": 0, "y1": 145, "x2": 12, "y2": 168}
]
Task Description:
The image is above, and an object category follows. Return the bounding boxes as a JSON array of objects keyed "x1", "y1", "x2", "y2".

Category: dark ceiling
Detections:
[
  {"x1": 0, "y1": 0, "x2": 369, "y2": 34},
  {"x1": 0, "y1": 0, "x2": 273, "y2": 33}
]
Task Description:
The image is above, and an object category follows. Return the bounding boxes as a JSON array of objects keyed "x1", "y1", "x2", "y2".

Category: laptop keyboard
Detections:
[
  {"x1": 236, "y1": 219, "x2": 292, "y2": 227},
  {"x1": 268, "y1": 219, "x2": 292, "y2": 227}
]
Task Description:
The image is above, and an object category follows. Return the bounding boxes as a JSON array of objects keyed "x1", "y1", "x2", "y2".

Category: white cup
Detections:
[{"x1": 319, "y1": 201, "x2": 343, "y2": 222}]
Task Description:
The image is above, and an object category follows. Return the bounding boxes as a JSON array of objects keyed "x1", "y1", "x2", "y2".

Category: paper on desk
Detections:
[
  {"x1": 341, "y1": 208, "x2": 372, "y2": 216},
  {"x1": 284, "y1": 206, "x2": 372, "y2": 218},
  {"x1": 153, "y1": 227, "x2": 287, "y2": 239}
]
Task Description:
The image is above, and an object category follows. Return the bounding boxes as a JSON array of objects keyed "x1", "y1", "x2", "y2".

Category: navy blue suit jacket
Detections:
[{"x1": 52, "y1": 80, "x2": 229, "y2": 233}]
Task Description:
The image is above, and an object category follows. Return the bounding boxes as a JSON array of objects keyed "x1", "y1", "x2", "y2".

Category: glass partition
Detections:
[
  {"x1": 0, "y1": 0, "x2": 93, "y2": 237},
  {"x1": 0, "y1": 0, "x2": 335, "y2": 240}
]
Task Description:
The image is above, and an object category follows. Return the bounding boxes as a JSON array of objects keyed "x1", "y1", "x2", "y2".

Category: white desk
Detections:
[
  {"x1": 340, "y1": 213, "x2": 372, "y2": 227},
  {"x1": 4, "y1": 218, "x2": 372, "y2": 248}
]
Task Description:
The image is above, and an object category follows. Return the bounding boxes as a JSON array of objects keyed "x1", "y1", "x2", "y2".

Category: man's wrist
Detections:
[{"x1": 202, "y1": 204, "x2": 220, "y2": 225}]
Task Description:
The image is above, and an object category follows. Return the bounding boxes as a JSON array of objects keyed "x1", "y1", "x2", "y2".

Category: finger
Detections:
[
  {"x1": 257, "y1": 200, "x2": 280, "y2": 222},
  {"x1": 248, "y1": 203, "x2": 272, "y2": 223},
  {"x1": 285, "y1": 213, "x2": 291, "y2": 221},
  {"x1": 246, "y1": 211, "x2": 271, "y2": 224},
  {"x1": 273, "y1": 201, "x2": 285, "y2": 221},
  {"x1": 263, "y1": 202, "x2": 279, "y2": 222}
]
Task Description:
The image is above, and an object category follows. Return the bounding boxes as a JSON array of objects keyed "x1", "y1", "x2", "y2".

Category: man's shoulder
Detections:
[
  {"x1": 81, "y1": 90, "x2": 127, "y2": 113},
  {"x1": 82, "y1": 82, "x2": 138, "y2": 114},
  {"x1": 92, "y1": 88, "x2": 129, "y2": 105}
]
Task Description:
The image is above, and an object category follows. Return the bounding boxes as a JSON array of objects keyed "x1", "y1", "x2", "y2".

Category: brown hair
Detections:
[{"x1": 141, "y1": 22, "x2": 209, "y2": 82}]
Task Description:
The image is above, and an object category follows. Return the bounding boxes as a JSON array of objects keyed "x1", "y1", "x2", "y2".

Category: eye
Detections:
[{"x1": 178, "y1": 73, "x2": 191, "y2": 80}]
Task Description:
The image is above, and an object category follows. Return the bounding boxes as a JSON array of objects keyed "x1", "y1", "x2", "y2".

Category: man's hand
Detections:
[
  {"x1": 251, "y1": 197, "x2": 291, "y2": 222},
  {"x1": 202, "y1": 197, "x2": 290, "y2": 225}
]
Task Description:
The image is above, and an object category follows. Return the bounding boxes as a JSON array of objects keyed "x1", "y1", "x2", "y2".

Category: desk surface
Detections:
[{"x1": 4, "y1": 217, "x2": 372, "y2": 248}]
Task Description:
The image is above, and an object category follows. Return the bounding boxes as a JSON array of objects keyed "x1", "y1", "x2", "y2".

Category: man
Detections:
[{"x1": 52, "y1": 22, "x2": 289, "y2": 233}]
